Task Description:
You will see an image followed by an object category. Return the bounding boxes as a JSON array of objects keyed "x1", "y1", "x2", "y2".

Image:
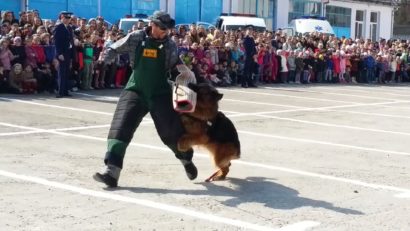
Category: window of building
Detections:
[
  {"x1": 288, "y1": 0, "x2": 322, "y2": 22},
  {"x1": 356, "y1": 10, "x2": 364, "y2": 21},
  {"x1": 369, "y1": 11, "x2": 379, "y2": 41},
  {"x1": 355, "y1": 10, "x2": 365, "y2": 39},
  {"x1": 256, "y1": 0, "x2": 276, "y2": 30},
  {"x1": 326, "y1": 5, "x2": 351, "y2": 27},
  {"x1": 237, "y1": 0, "x2": 257, "y2": 15},
  {"x1": 235, "y1": 0, "x2": 276, "y2": 31}
]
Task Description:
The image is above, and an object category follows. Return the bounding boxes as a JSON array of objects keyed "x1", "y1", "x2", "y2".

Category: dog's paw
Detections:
[{"x1": 205, "y1": 170, "x2": 226, "y2": 182}]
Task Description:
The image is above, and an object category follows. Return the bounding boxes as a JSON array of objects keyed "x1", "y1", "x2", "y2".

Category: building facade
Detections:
[
  {"x1": 221, "y1": 0, "x2": 394, "y2": 40},
  {"x1": 0, "y1": 0, "x2": 394, "y2": 40}
]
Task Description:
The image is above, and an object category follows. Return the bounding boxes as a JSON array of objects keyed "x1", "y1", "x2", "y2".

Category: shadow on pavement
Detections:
[{"x1": 112, "y1": 176, "x2": 363, "y2": 215}]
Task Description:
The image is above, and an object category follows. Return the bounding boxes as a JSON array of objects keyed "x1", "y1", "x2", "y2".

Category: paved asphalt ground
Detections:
[{"x1": 1, "y1": 84, "x2": 410, "y2": 231}]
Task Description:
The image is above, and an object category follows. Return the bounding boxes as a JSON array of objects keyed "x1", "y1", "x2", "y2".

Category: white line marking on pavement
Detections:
[
  {"x1": 226, "y1": 100, "x2": 410, "y2": 117},
  {"x1": 263, "y1": 86, "x2": 392, "y2": 100},
  {"x1": 3, "y1": 95, "x2": 409, "y2": 122},
  {"x1": 220, "y1": 88, "x2": 362, "y2": 104},
  {"x1": 0, "y1": 130, "x2": 45, "y2": 136},
  {"x1": 237, "y1": 130, "x2": 410, "y2": 157},
  {"x1": 0, "y1": 97, "x2": 113, "y2": 115},
  {"x1": 72, "y1": 92, "x2": 119, "y2": 101},
  {"x1": 395, "y1": 192, "x2": 410, "y2": 198},
  {"x1": 223, "y1": 98, "x2": 306, "y2": 108},
  {"x1": 372, "y1": 104, "x2": 410, "y2": 110},
  {"x1": 72, "y1": 92, "x2": 410, "y2": 118},
  {"x1": 0, "y1": 123, "x2": 152, "y2": 137},
  {"x1": 318, "y1": 109, "x2": 410, "y2": 120},
  {"x1": 314, "y1": 86, "x2": 410, "y2": 97},
  {"x1": 0, "y1": 170, "x2": 319, "y2": 231},
  {"x1": 0, "y1": 97, "x2": 154, "y2": 121},
  {"x1": 236, "y1": 113, "x2": 410, "y2": 137},
  {"x1": 1, "y1": 122, "x2": 410, "y2": 196}
]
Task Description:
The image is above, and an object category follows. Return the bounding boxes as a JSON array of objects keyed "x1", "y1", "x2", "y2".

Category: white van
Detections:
[
  {"x1": 287, "y1": 16, "x2": 334, "y2": 36},
  {"x1": 216, "y1": 14, "x2": 267, "y2": 32},
  {"x1": 118, "y1": 14, "x2": 150, "y2": 33}
]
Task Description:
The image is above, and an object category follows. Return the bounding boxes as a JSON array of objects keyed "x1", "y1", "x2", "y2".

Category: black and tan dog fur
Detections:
[{"x1": 177, "y1": 83, "x2": 241, "y2": 181}]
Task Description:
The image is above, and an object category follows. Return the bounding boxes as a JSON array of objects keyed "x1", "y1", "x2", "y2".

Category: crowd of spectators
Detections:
[{"x1": 1, "y1": 9, "x2": 410, "y2": 95}]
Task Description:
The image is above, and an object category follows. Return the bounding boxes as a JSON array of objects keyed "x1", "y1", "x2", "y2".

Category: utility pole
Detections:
[
  {"x1": 98, "y1": 0, "x2": 101, "y2": 16},
  {"x1": 25, "y1": 0, "x2": 29, "y2": 11},
  {"x1": 321, "y1": 0, "x2": 329, "y2": 17},
  {"x1": 391, "y1": 0, "x2": 400, "y2": 39},
  {"x1": 199, "y1": 0, "x2": 202, "y2": 21}
]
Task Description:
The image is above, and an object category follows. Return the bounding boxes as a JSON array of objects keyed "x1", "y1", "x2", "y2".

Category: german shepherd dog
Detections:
[{"x1": 177, "y1": 83, "x2": 241, "y2": 181}]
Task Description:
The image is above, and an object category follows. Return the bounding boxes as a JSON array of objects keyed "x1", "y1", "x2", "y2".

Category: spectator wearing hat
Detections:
[
  {"x1": 94, "y1": 10, "x2": 198, "y2": 188},
  {"x1": 54, "y1": 11, "x2": 74, "y2": 97}
]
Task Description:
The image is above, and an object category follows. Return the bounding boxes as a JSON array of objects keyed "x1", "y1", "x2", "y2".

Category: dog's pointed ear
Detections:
[
  {"x1": 187, "y1": 82, "x2": 198, "y2": 92},
  {"x1": 217, "y1": 93, "x2": 223, "y2": 101}
]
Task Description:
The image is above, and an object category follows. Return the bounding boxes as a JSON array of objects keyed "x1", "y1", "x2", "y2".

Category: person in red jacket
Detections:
[
  {"x1": 332, "y1": 51, "x2": 341, "y2": 82},
  {"x1": 31, "y1": 35, "x2": 46, "y2": 66}
]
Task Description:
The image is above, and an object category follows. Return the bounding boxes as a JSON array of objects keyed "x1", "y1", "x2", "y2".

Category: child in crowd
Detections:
[
  {"x1": 0, "y1": 38, "x2": 15, "y2": 82},
  {"x1": 10, "y1": 37, "x2": 26, "y2": 66},
  {"x1": 332, "y1": 51, "x2": 341, "y2": 83},
  {"x1": 24, "y1": 36, "x2": 37, "y2": 69},
  {"x1": 287, "y1": 50, "x2": 296, "y2": 83},
  {"x1": 228, "y1": 60, "x2": 238, "y2": 85},
  {"x1": 339, "y1": 51, "x2": 347, "y2": 83},
  {"x1": 8, "y1": 63, "x2": 24, "y2": 93},
  {"x1": 294, "y1": 51, "x2": 304, "y2": 84},
  {"x1": 22, "y1": 64, "x2": 37, "y2": 93},
  {"x1": 37, "y1": 62, "x2": 55, "y2": 93},
  {"x1": 82, "y1": 34, "x2": 94, "y2": 90}
]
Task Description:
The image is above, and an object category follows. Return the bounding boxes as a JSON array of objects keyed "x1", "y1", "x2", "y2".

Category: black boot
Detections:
[
  {"x1": 93, "y1": 172, "x2": 118, "y2": 187},
  {"x1": 180, "y1": 160, "x2": 198, "y2": 180},
  {"x1": 93, "y1": 164, "x2": 121, "y2": 187}
]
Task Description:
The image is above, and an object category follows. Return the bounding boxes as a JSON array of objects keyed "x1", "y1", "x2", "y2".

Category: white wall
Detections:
[
  {"x1": 222, "y1": 0, "x2": 231, "y2": 14},
  {"x1": 276, "y1": 0, "x2": 290, "y2": 29},
  {"x1": 163, "y1": 0, "x2": 175, "y2": 18},
  {"x1": 21, "y1": 0, "x2": 25, "y2": 11},
  {"x1": 328, "y1": 0, "x2": 393, "y2": 39},
  {"x1": 229, "y1": 0, "x2": 290, "y2": 30}
]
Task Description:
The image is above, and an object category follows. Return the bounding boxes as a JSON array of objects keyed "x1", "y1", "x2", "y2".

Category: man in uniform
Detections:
[
  {"x1": 54, "y1": 11, "x2": 74, "y2": 97},
  {"x1": 242, "y1": 26, "x2": 257, "y2": 88},
  {"x1": 93, "y1": 11, "x2": 197, "y2": 188}
]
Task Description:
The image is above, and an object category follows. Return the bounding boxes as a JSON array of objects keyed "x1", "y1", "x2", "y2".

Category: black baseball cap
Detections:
[{"x1": 149, "y1": 11, "x2": 175, "y2": 30}]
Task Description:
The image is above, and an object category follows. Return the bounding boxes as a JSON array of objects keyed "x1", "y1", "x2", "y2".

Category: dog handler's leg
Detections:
[
  {"x1": 150, "y1": 94, "x2": 198, "y2": 180},
  {"x1": 94, "y1": 90, "x2": 148, "y2": 187}
]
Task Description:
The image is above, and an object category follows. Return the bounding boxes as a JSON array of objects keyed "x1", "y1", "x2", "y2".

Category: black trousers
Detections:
[
  {"x1": 105, "y1": 90, "x2": 193, "y2": 168},
  {"x1": 243, "y1": 57, "x2": 255, "y2": 86}
]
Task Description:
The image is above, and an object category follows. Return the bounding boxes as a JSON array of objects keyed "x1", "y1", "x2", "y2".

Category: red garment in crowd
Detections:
[
  {"x1": 332, "y1": 55, "x2": 341, "y2": 74},
  {"x1": 31, "y1": 45, "x2": 46, "y2": 64},
  {"x1": 25, "y1": 45, "x2": 37, "y2": 68},
  {"x1": 115, "y1": 67, "x2": 126, "y2": 87},
  {"x1": 77, "y1": 52, "x2": 84, "y2": 70},
  {"x1": 270, "y1": 53, "x2": 279, "y2": 81},
  {"x1": 257, "y1": 50, "x2": 265, "y2": 65}
]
